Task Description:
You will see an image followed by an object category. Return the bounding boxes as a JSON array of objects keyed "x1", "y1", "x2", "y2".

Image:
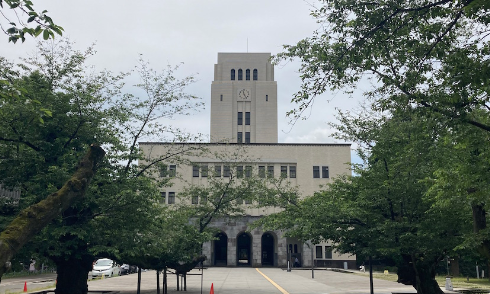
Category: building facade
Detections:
[{"x1": 139, "y1": 53, "x2": 355, "y2": 268}]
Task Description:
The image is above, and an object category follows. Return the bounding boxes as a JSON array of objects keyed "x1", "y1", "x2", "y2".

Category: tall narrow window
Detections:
[
  {"x1": 192, "y1": 165, "x2": 199, "y2": 177},
  {"x1": 322, "y1": 166, "x2": 329, "y2": 178},
  {"x1": 159, "y1": 165, "x2": 168, "y2": 177},
  {"x1": 168, "y1": 192, "x2": 175, "y2": 204},
  {"x1": 214, "y1": 165, "x2": 221, "y2": 177},
  {"x1": 245, "y1": 112, "x2": 250, "y2": 125},
  {"x1": 237, "y1": 166, "x2": 244, "y2": 178},
  {"x1": 231, "y1": 69, "x2": 235, "y2": 80},
  {"x1": 169, "y1": 165, "x2": 176, "y2": 177},
  {"x1": 281, "y1": 166, "x2": 287, "y2": 178},
  {"x1": 245, "y1": 132, "x2": 250, "y2": 144},
  {"x1": 220, "y1": 94, "x2": 223, "y2": 101},
  {"x1": 267, "y1": 166, "x2": 274, "y2": 178},
  {"x1": 294, "y1": 244, "x2": 298, "y2": 253},
  {"x1": 238, "y1": 112, "x2": 243, "y2": 125},
  {"x1": 313, "y1": 166, "x2": 320, "y2": 178},
  {"x1": 238, "y1": 69, "x2": 243, "y2": 80},
  {"x1": 246, "y1": 69, "x2": 250, "y2": 80},
  {"x1": 201, "y1": 165, "x2": 208, "y2": 177},
  {"x1": 325, "y1": 246, "x2": 333, "y2": 259},
  {"x1": 259, "y1": 166, "x2": 265, "y2": 178},
  {"x1": 266, "y1": 94, "x2": 268, "y2": 102},
  {"x1": 192, "y1": 196, "x2": 199, "y2": 204},
  {"x1": 224, "y1": 165, "x2": 230, "y2": 177},
  {"x1": 245, "y1": 166, "x2": 252, "y2": 178},
  {"x1": 289, "y1": 166, "x2": 296, "y2": 178},
  {"x1": 237, "y1": 132, "x2": 243, "y2": 143},
  {"x1": 316, "y1": 246, "x2": 323, "y2": 259},
  {"x1": 253, "y1": 69, "x2": 258, "y2": 80},
  {"x1": 160, "y1": 192, "x2": 166, "y2": 203}
]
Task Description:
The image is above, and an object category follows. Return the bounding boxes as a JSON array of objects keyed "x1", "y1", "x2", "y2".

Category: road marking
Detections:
[{"x1": 255, "y1": 268, "x2": 289, "y2": 294}]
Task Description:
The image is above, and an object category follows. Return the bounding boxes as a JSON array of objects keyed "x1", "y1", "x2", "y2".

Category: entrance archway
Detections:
[
  {"x1": 214, "y1": 232, "x2": 228, "y2": 266},
  {"x1": 261, "y1": 232, "x2": 275, "y2": 266},
  {"x1": 236, "y1": 232, "x2": 252, "y2": 266}
]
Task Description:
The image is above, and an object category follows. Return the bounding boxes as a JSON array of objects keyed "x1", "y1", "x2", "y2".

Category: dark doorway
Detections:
[
  {"x1": 261, "y1": 233, "x2": 275, "y2": 266},
  {"x1": 236, "y1": 232, "x2": 252, "y2": 266},
  {"x1": 214, "y1": 232, "x2": 228, "y2": 266}
]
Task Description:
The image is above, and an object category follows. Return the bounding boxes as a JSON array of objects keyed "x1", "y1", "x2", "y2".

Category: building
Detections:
[{"x1": 139, "y1": 53, "x2": 355, "y2": 268}]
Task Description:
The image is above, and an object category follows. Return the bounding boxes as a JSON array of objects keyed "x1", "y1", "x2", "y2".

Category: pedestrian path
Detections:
[{"x1": 87, "y1": 267, "x2": 418, "y2": 294}]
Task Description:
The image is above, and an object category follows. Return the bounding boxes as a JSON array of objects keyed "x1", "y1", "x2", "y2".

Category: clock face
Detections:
[{"x1": 238, "y1": 89, "x2": 250, "y2": 100}]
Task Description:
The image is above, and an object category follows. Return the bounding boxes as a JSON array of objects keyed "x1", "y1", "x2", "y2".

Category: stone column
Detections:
[{"x1": 228, "y1": 237, "x2": 237, "y2": 266}]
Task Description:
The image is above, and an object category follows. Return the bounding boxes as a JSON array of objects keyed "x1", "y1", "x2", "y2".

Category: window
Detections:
[
  {"x1": 245, "y1": 198, "x2": 252, "y2": 204},
  {"x1": 294, "y1": 244, "x2": 298, "y2": 253},
  {"x1": 237, "y1": 132, "x2": 243, "y2": 143},
  {"x1": 316, "y1": 246, "x2": 323, "y2": 259},
  {"x1": 322, "y1": 166, "x2": 329, "y2": 178},
  {"x1": 313, "y1": 166, "x2": 320, "y2": 178},
  {"x1": 245, "y1": 166, "x2": 252, "y2": 178},
  {"x1": 238, "y1": 112, "x2": 243, "y2": 125},
  {"x1": 245, "y1": 112, "x2": 250, "y2": 125},
  {"x1": 238, "y1": 69, "x2": 243, "y2": 80},
  {"x1": 231, "y1": 69, "x2": 235, "y2": 80},
  {"x1": 220, "y1": 94, "x2": 223, "y2": 101},
  {"x1": 201, "y1": 195, "x2": 208, "y2": 204},
  {"x1": 259, "y1": 166, "x2": 265, "y2": 178},
  {"x1": 325, "y1": 246, "x2": 333, "y2": 259},
  {"x1": 168, "y1": 192, "x2": 175, "y2": 204},
  {"x1": 267, "y1": 166, "x2": 274, "y2": 178},
  {"x1": 192, "y1": 165, "x2": 199, "y2": 177},
  {"x1": 201, "y1": 165, "x2": 208, "y2": 177},
  {"x1": 236, "y1": 198, "x2": 244, "y2": 205},
  {"x1": 246, "y1": 69, "x2": 250, "y2": 80},
  {"x1": 237, "y1": 166, "x2": 244, "y2": 178},
  {"x1": 266, "y1": 94, "x2": 268, "y2": 102},
  {"x1": 281, "y1": 166, "x2": 287, "y2": 178},
  {"x1": 169, "y1": 165, "x2": 176, "y2": 177},
  {"x1": 192, "y1": 196, "x2": 199, "y2": 204},
  {"x1": 159, "y1": 165, "x2": 167, "y2": 177},
  {"x1": 290, "y1": 166, "x2": 296, "y2": 178},
  {"x1": 224, "y1": 165, "x2": 230, "y2": 177},
  {"x1": 288, "y1": 244, "x2": 293, "y2": 253},
  {"x1": 214, "y1": 165, "x2": 221, "y2": 177},
  {"x1": 160, "y1": 192, "x2": 166, "y2": 203},
  {"x1": 253, "y1": 69, "x2": 258, "y2": 80},
  {"x1": 245, "y1": 132, "x2": 250, "y2": 144}
]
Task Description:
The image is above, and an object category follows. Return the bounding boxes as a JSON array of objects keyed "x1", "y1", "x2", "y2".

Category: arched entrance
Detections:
[
  {"x1": 261, "y1": 232, "x2": 275, "y2": 266},
  {"x1": 236, "y1": 232, "x2": 252, "y2": 266},
  {"x1": 214, "y1": 232, "x2": 228, "y2": 266}
]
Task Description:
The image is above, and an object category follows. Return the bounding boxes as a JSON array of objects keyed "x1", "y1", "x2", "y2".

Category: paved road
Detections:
[{"x1": 0, "y1": 268, "x2": 456, "y2": 294}]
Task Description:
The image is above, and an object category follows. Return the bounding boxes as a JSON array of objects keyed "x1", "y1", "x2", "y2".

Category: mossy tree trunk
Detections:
[{"x1": 0, "y1": 145, "x2": 105, "y2": 280}]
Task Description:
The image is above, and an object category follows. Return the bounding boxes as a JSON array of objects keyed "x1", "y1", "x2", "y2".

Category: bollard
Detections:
[{"x1": 445, "y1": 277, "x2": 453, "y2": 291}]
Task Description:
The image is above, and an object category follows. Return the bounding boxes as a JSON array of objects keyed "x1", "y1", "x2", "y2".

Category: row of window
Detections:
[
  {"x1": 160, "y1": 191, "x2": 176, "y2": 204},
  {"x1": 231, "y1": 69, "x2": 257, "y2": 81},
  {"x1": 313, "y1": 166, "x2": 329, "y2": 178},
  {"x1": 192, "y1": 165, "x2": 297, "y2": 179},
  {"x1": 162, "y1": 165, "x2": 328, "y2": 179},
  {"x1": 316, "y1": 245, "x2": 333, "y2": 259},
  {"x1": 237, "y1": 112, "x2": 250, "y2": 125},
  {"x1": 237, "y1": 132, "x2": 250, "y2": 144}
]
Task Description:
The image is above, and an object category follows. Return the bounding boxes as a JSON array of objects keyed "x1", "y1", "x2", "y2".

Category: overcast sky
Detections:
[{"x1": 3, "y1": 0, "x2": 365, "y2": 162}]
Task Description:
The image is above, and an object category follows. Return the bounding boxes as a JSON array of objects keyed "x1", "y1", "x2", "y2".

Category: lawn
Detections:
[{"x1": 353, "y1": 271, "x2": 490, "y2": 290}]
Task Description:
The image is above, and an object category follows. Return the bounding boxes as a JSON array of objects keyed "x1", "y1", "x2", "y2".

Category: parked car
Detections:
[
  {"x1": 91, "y1": 258, "x2": 120, "y2": 278},
  {"x1": 120, "y1": 264, "x2": 130, "y2": 275}
]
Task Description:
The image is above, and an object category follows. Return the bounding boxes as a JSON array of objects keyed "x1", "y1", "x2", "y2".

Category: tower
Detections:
[{"x1": 210, "y1": 53, "x2": 278, "y2": 143}]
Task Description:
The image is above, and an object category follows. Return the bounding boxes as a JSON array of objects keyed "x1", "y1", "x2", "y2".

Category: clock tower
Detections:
[{"x1": 210, "y1": 53, "x2": 278, "y2": 143}]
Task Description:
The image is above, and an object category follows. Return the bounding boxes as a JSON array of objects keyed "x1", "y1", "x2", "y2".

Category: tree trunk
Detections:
[
  {"x1": 157, "y1": 270, "x2": 160, "y2": 294},
  {"x1": 397, "y1": 254, "x2": 443, "y2": 294},
  {"x1": 164, "y1": 267, "x2": 167, "y2": 294},
  {"x1": 55, "y1": 256, "x2": 93, "y2": 294},
  {"x1": 0, "y1": 145, "x2": 105, "y2": 279}
]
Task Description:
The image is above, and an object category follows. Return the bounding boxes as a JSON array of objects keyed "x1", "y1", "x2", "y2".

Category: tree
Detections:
[
  {"x1": 0, "y1": 39, "x2": 203, "y2": 294},
  {"x1": 257, "y1": 110, "x2": 470, "y2": 294},
  {"x1": 0, "y1": 0, "x2": 63, "y2": 43},
  {"x1": 275, "y1": 0, "x2": 490, "y2": 133}
]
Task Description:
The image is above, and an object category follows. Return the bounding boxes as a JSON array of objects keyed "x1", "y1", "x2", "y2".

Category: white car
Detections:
[{"x1": 91, "y1": 258, "x2": 120, "y2": 278}]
